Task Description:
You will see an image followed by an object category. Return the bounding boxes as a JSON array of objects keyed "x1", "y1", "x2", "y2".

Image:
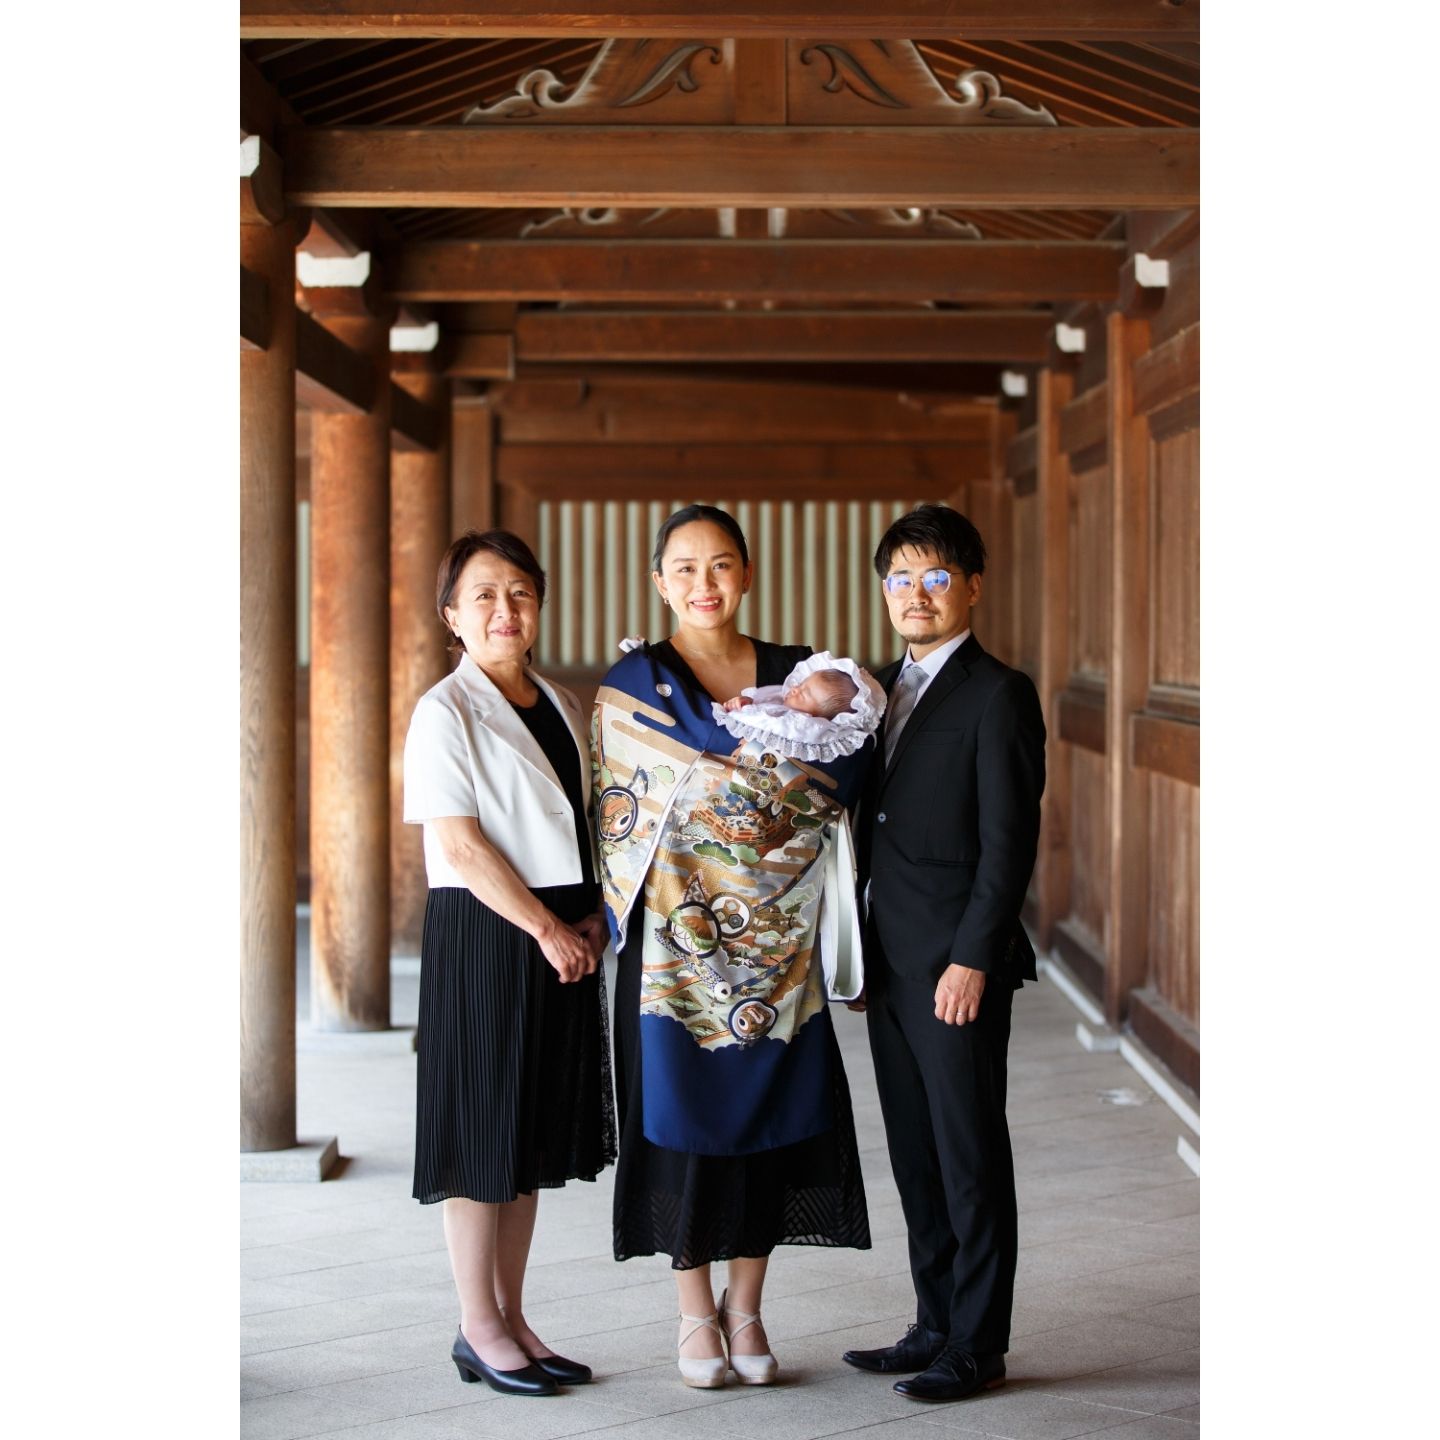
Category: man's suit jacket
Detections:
[{"x1": 857, "y1": 633, "x2": 1046, "y2": 985}]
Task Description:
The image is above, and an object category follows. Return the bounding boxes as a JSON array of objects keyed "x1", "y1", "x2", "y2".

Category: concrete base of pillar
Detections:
[{"x1": 241, "y1": 1136, "x2": 340, "y2": 1183}]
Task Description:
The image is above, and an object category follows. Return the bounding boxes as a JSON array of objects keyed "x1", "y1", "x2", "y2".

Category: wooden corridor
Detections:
[{"x1": 239, "y1": 2, "x2": 1201, "y2": 1162}]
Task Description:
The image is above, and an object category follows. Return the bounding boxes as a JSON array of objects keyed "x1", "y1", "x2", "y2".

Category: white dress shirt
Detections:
[{"x1": 884, "y1": 628, "x2": 971, "y2": 757}]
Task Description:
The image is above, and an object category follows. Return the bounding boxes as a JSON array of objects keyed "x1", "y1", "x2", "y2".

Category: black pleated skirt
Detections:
[
  {"x1": 413, "y1": 885, "x2": 616, "y2": 1205},
  {"x1": 611, "y1": 908, "x2": 871, "y2": 1267}
]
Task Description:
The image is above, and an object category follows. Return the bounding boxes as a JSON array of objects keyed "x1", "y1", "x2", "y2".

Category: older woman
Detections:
[
  {"x1": 403, "y1": 529, "x2": 615, "y2": 1397},
  {"x1": 593, "y1": 505, "x2": 871, "y2": 1389}
]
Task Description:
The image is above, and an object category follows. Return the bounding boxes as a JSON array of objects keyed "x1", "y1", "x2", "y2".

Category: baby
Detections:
[
  {"x1": 723, "y1": 667, "x2": 858, "y2": 720},
  {"x1": 713, "y1": 652, "x2": 886, "y2": 764}
]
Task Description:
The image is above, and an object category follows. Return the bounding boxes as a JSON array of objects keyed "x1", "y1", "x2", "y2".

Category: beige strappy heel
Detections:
[
  {"x1": 718, "y1": 1287, "x2": 779, "y2": 1385},
  {"x1": 677, "y1": 1310, "x2": 727, "y2": 1388}
]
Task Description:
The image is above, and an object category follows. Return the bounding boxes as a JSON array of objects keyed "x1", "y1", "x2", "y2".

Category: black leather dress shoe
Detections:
[
  {"x1": 526, "y1": 1352, "x2": 593, "y2": 1385},
  {"x1": 451, "y1": 1329, "x2": 559, "y2": 1396},
  {"x1": 893, "y1": 1348, "x2": 1005, "y2": 1403},
  {"x1": 842, "y1": 1323, "x2": 947, "y2": 1374}
]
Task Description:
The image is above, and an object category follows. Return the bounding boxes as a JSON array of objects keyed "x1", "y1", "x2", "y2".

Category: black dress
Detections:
[
  {"x1": 413, "y1": 686, "x2": 616, "y2": 1205},
  {"x1": 611, "y1": 637, "x2": 871, "y2": 1267}
]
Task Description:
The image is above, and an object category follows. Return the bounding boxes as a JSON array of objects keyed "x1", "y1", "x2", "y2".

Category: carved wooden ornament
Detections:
[
  {"x1": 464, "y1": 39, "x2": 729, "y2": 123},
  {"x1": 788, "y1": 40, "x2": 1056, "y2": 126}
]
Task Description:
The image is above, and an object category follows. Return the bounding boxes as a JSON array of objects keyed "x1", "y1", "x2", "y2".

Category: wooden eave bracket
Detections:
[
  {"x1": 240, "y1": 135, "x2": 285, "y2": 226},
  {"x1": 1117, "y1": 252, "x2": 1171, "y2": 317}
]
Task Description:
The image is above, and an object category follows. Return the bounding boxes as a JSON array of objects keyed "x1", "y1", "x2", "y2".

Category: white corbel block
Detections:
[
  {"x1": 1135, "y1": 252, "x2": 1171, "y2": 288},
  {"x1": 390, "y1": 322, "x2": 440, "y2": 353},
  {"x1": 240, "y1": 135, "x2": 261, "y2": 176},
  {"x1": 297, "y1": 250, "x2": 372, "y2": 288},
  {"x1": 1000, "y1": 370, "x2": 1029, "y2": 398},
  {"x1": 1055, "y1": 322, "x2": 1086, "y2": 353}
]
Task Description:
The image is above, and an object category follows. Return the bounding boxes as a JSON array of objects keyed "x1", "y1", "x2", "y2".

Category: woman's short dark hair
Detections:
[
  {"x1": 436, "y1": 529, "x2": 546, "y2": 651},
  {"x1": 873, "y1": 504, "x2": 987, "y2": 579},
  {"x1": 651, "y1": 504, "x2": 750, "y2": 574}
]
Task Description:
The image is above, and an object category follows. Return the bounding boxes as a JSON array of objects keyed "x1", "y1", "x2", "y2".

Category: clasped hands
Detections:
[{"x1": 537, "y1": 911, "x2": 610, "y2": 983}]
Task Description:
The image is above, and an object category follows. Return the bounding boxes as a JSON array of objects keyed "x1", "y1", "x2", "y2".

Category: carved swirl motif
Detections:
[
  {"x1": 463, "y1": 69, "x2": 574, "y2": 121},
  {"x1": 822, "y1": 208, "x2": 984, "y2": 239},
  {"x1": 520, "y1": 208, "x2": 673, "y2": 238},
  {"x1": 617, "y1": 42, "x2": 723, "y2": 108},
  {"x1": 947, "y1": 68, "x2": 1057, "y2": 126},
  {"x1": 799, "y1": 43, "x2": 906, "y2": 108}
]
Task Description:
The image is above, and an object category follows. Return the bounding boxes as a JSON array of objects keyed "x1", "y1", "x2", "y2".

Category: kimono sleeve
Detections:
[{"x1": 402, "y1": 696, "x2": 478, "y2": 823}]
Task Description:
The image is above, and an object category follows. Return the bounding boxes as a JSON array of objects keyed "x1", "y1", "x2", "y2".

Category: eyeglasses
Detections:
[{"x1": 883, "y1": 567, "x2": 961, "y2": 597}]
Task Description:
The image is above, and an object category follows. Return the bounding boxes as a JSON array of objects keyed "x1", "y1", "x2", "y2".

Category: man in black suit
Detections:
[{"x1": 842, "y1": 505, "x2": 1046, "y2": 1403}]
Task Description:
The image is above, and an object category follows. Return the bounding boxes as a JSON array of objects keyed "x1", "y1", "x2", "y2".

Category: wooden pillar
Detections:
[
  {"x1": 1032, "y1": 367, "x2": 1074, "y2": 949},
  {"x1": 1104, "y1": 312, "x2": 1153, "y2": 1024},
  {"x1": 451, "y1": 391, "x2": 494, "y2": 536},
  {"x1": 391, "y1": 372, "x2": 452, "y2": 955},
  {"x1": 240, "y1": 212, "x2": 298, "y2": 1151},
  {"x1": 310, "y1": 315, "x2": 392, "y2": 1031},
  {"x1": 499, "y1": 484, "x2": 540, "y2": 553}
]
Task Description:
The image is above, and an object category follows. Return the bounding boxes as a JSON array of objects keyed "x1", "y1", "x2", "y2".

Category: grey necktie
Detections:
[{"x1": 884, "y1": 665, "x2": 924, "y2": 762}]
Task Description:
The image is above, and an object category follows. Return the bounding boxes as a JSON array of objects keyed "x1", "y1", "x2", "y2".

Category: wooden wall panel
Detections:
[
  {"x1": 1069, "y1": 459, "x2": 1112, "y2": 679},
  {"x1": 1013, "y1": 491, "x2": 1040, "y2": 682},
  {"x1": 1147, "y1": 774, "x2": 1199, "y2": 1025},
  {"x1": 1152, "y1": 423, "x2": 1200, "y2": 691},
  {"x1": 1068, "y1": 746, "x2": 1111, "y2": 952}
]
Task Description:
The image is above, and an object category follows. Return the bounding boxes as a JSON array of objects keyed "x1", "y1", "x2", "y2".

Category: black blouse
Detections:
[
  {"x1": 648, "y1": 636, "x2": 813, "y2": 705},
  {"x1": 512, "y1": 686, "x2": 598, "y2": 909}
]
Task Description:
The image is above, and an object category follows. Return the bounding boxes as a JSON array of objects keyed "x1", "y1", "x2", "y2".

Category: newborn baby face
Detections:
[{"x1": 784, "y1": 673, "x2": 841, "y2": 717}]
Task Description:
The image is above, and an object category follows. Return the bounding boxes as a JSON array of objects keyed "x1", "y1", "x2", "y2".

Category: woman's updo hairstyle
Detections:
[{"x1": 651, "y1": 504, "x2": 750, "y2": 574}]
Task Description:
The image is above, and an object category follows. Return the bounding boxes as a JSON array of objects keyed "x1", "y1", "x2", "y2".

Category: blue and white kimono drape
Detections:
[{"x1": 592, "y1": 645, "x2": 867, "y2": 1156}]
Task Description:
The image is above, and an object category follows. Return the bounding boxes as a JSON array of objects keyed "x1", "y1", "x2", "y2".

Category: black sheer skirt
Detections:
[
  {"x1": 611, "y1": 907, "x2": 871, "y2": 1267},
  {"x1": 413, "y1": 884, "x2": 616, "y2": 1205}
]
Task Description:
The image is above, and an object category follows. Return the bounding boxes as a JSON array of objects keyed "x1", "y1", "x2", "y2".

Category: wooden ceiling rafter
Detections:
[{"x1": 302, "y1": 39, "x2": 600, "y2": 124}]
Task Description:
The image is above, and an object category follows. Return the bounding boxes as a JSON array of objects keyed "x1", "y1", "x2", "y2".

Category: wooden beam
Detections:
[
  {"x1": 445, "y1": 332, "x2": 515, "y2": 379},
  {"x1": 497, "y1": 442, "x2": 988, "y2": 499},
  {"x1": 1059, "y1": 381, "x2": 1108, "y2": 458},
  {"x1": 1132, "y1": 711, "x2": 1199, "y2": 787},
  {"x1": 390, "y1": 381, "x2": 444, "y2": 452},
  {"x1": 284, "y1": 126, "x2": 1199, "y2": 211},
  {"x1": 241, "y1": 3, "x2": 1201, "y2": 41},
  {"x1": 294, "y1": 309, "x2": 376, "y2": 414},
  {"x1": 241, "y1": 264, "x2": 269, "y2": 351},
  {"x1": 514, "y1": 310, "x2": 1053, "y2": 364},
  {"x1": 1132, "y1": 321, "x2": 1199, "y2": 416},
  {"x1": 512, "y1": 360, "x2": 1006, "y2": 394},
  {"x1": 492, "y1": 375, "x2": 994, "y2": 444},
  {"x1": 1057, "y1": 684, "x2": 1106, "y2": 755},
  {"x1": 388, "y1": 240, "x2": 1125, "y2": 305}
]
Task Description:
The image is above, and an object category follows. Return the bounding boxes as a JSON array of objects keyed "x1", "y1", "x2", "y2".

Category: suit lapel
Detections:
[{"x1": 880, "y1": 635, "x2": 982, "y2": 791}]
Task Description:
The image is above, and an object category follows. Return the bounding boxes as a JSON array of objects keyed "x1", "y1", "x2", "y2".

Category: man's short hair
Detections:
[{"x1": 873, "y1": 504, "x2": 987, "y2": 580}]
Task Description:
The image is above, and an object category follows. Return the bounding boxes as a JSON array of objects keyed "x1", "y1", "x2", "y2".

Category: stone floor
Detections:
[{"x1": 242, "y1": 916, "x2": 1199, "y2": 1439}]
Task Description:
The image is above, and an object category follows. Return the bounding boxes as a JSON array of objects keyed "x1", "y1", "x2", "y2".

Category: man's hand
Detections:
[{"x1": 934, "y1": 964, "x2": 986, "y2": 1025}]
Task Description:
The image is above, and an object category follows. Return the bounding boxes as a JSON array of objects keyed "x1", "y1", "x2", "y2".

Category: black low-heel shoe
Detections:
[
  {"x1": 526, "y1": 1352, "x2": 593, "y2": 1385},
  {"x1": 451, "y1": 1329, "x2": 558, "y2": 1396}
]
